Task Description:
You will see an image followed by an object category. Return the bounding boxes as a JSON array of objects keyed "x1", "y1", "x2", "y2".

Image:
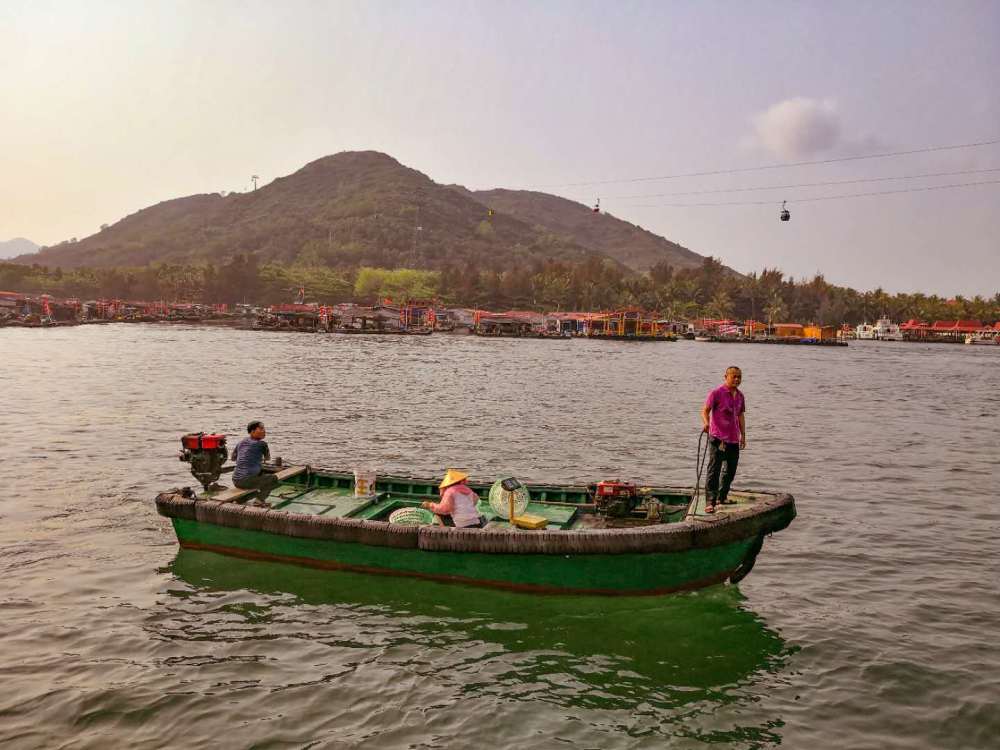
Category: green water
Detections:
[{"x1": 161, "y1": 549, "x2": 791, "y2": 744}]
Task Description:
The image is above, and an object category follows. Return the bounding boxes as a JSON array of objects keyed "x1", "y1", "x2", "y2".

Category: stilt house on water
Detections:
[
  {"x1": 335, "y1": 304, "x2": 403, "y2": 333},
  {"x1": 474, "y1": 310, "x2": 550, "y2": 337},
  {"x1": 548, "y1": 312, "x2": 593, "y2": 336},
  {"x1": 256, "y1": 303, "x2": 325, "y2": 332},
  {"x1": 399, "y1": 300, "x2": 436, "y2": 332},
  {"x1": 586, "y1": 308, "x2": 670, "y2": 340},
  {"x1": 802, "y1": 325, "x2": 838, "y2": 341},
  {"x1": 770, "y1": 323, "x2": 805, "y2": 339},
  {"x1": 899, "y1": 319, "x2": 984, "y2": 342}
]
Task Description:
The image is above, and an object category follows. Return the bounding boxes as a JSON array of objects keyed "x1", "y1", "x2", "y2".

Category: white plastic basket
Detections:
[{"x1": 388, "y1": 507, "x2": 435, "y2": 526}]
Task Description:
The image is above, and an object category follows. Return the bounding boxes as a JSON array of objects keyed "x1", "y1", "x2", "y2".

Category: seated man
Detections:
[
  {"x1": 422, "y1": 469, "x2": 486, "y2": 528},
  {"x1": 231, "y1": 420, "x2": 278, "y2": 506}
]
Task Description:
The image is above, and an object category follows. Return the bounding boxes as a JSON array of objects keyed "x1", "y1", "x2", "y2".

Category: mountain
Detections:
[
  {"x1": 15, "y1": 152, "x2": 713, "y2": 274},
  {"x1": 0, "y1": 237, "x2": 38, "y2": 259},
  {"x1": 464, "y1": 188, "x2": 707, "y2": 273}
]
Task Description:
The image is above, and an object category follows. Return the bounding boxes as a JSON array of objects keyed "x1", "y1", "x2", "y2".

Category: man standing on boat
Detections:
[
  {"x1": 700, "y1": 366, "x2": 746, "y2": 513},
  {"x1": 231, "y1": 420, "x2": 278, "y2": 506}
]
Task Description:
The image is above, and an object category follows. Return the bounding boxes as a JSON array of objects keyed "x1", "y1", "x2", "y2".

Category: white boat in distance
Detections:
[
  {"x1": 855, "y1": 322, "x2": 875, "y2": 340},
  {"x1": 868, "y1": 317, "x2": 903, "y2": 341},
  {"x1": 965, "y1": 331, "x2": 999, "y2": 345}
]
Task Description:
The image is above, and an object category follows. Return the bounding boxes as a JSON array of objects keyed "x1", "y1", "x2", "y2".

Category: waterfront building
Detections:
[{"x1": 771, "y1": 323, "x2": 805, "y2": 339}]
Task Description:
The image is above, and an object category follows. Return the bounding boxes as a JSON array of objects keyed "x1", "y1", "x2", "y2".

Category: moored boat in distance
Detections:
[
  {"x1": 155, "y1": 435, "x2": 795, "y2": 596},
  {"x1": 872, "y1": 317, "x2": 903, "y2": 341},
  {"x1": 965, "y1": 330, "x2": 1000, "y2": 345}
]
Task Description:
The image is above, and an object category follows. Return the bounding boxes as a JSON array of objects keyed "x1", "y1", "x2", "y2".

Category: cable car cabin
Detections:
[{"x1": 780, "y1": 201, "x2": 790, "y2": 222}]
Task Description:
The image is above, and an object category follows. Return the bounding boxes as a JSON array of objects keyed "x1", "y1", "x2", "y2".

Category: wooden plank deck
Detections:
[
  {"x1": 208, "y1": 487, "x2": 256, "y2": 503},
  {"x1": 274, "y1": 465, "x2": 308, "y2": 481},
  {"x1": 208, "y1": 466, "x2": 307, "y2": 503}
]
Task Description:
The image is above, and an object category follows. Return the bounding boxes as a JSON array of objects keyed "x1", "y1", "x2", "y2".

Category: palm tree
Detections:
[
  {"x1": 765, "y1": 293, "x2": 788, "y2": 326},
  {"x1": 740, "y1": 272, "x2": 761, "y2": 321},
  {"x1": 707, "y1": 290, "x2": 734, "y2": 320}
]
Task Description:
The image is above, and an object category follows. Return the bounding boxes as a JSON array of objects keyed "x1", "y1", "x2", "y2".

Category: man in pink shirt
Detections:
[{"x1": 700, "y1": 366, "x2": 747, "y2": 513}]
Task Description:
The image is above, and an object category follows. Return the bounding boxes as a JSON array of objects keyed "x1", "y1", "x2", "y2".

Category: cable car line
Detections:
[
  {"x1": 530, "y1": 137, "x2": 1000, "y2": 189},
  {"x1": 628, "y1": 178, "x2": 1000, "y2": 208},
  {"x1": 611, "y1": 166, "x2": 1000, "y2": 200}
]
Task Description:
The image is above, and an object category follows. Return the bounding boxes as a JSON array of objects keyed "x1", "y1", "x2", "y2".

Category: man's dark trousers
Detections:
[
  {"x1": 234, "y1": 472, "x2": 279, "y2": 502},
  {"x1": 706, "y1": 437, "x2": 740, "y2": 503}
]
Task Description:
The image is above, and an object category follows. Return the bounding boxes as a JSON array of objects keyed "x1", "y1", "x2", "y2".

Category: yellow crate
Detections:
[{"x1": 512, "y1": 514, "x2": 549, "y2": 530}]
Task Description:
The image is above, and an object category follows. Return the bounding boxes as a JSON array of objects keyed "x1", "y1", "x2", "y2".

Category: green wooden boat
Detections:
[{"x1": 156, "y1": 454, "x2": 795, "y2": 596}]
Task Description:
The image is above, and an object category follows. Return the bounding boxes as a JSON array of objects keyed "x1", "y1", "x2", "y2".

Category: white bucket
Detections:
[{"x1": 354, "y1": 469, "x2": 377, "y2": 496}]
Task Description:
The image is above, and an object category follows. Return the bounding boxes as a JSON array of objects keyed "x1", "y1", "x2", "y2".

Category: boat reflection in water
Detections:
[{"x1": 162, "y1": 549, "x2": 794, "y2": 721}]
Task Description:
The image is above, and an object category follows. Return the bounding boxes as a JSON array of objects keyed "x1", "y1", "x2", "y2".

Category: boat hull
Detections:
[
  {"x1": 156, "y1": 478, "x2": 794, "y2": 595},
  {"x1": 170, "y1": 517, "x2": 756, "y2": 595}
]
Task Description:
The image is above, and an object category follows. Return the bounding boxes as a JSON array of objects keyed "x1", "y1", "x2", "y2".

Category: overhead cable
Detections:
[
  {"x1": 628, "y1": 179, "x2": 1000, "y2": 208},
  {"x1": 613, "y1": 167, "x2": 1000, "y2": 200},
  {"x1": 531, "y1": 137, "x2": 1000, "y2": 188}
]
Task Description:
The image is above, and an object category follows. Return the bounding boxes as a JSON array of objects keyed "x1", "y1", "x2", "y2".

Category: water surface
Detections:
[{"x1": 1, "y1": 326, "x2": 997, "y2": 748}]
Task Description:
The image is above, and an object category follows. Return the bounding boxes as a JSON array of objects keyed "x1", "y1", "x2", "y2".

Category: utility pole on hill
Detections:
[
  {"x1": 251, "y1": 175, "x2": 259, "y2": 191},
  {"x1": 412, "y1": 204, "x2": 422, "y2": 257}
]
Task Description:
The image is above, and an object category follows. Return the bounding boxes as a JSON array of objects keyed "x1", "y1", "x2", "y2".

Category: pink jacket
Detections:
[{"x1": 427, "y1": 484, "x2": 482, "y2": 528}]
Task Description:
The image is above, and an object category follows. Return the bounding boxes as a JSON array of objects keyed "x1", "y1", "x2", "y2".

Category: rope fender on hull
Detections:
[{"x1": 156, "y1": 492, "x2": 795, "y2": 556}]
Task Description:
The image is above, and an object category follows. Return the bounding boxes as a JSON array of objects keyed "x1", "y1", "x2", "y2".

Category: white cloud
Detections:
[{"x1": 750, "y1": 98, "x2": 842, "y2": 160}]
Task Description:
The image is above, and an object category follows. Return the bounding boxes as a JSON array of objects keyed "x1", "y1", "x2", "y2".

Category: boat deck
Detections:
[
  {"x1": 200, "y1": 469, "x2": 759, "y2": 530},
  {"x1": 204, "y1": 482, "x2": 595, "y2": 530}
]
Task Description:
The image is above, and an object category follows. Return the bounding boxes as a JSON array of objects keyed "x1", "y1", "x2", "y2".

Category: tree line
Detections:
[{"x1": 1, "y1": 255, "x2": 997, "y2": 324}]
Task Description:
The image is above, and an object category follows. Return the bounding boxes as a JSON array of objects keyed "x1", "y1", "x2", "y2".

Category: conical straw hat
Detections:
[{"x1": 439, "y1": 469, "x2": 469, "y2": 489}]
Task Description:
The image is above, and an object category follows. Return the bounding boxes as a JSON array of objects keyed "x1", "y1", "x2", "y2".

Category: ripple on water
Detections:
[{"x1": 0, "y1": 329, "x2": 997, "y2": 748}]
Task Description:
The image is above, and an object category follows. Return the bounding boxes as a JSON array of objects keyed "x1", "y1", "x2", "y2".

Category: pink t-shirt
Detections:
[
  {"x1": 705, "y1": 385, "x2": 745, "y2": 444},
  {"x1": 427, "y1": 484, "x2": 482, "y2": 527}
]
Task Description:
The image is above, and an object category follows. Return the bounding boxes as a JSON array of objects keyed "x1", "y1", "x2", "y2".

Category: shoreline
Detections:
[{"x1": 4, "y1": 319, "x2": 994, "y2": 346}]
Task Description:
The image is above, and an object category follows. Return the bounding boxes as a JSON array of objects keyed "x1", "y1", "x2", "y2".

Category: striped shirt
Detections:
[{"x1": 231, "y1": 437, "x2": 270, "y2": 483}]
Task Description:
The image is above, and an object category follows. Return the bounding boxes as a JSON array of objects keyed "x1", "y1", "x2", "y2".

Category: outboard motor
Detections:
[
  {"x1": 179, "y1": 432, "x2": 228, "y2": 492},
  {"x1": 593, "y1": 480, "x2": 640, "y2": 518}
]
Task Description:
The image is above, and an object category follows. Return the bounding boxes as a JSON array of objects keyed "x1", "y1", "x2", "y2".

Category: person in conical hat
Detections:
[
  {"x1": 438, "y1": 469, "x2": 468, "y2": 490},
  {"x1": 421, "y1": 469, "x2": 486, "y2": 528}
]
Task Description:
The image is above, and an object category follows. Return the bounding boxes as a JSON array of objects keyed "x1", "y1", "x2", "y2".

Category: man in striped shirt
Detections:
[{"x1": 231, "y1": 420, "x2": 278, "y2": 506}]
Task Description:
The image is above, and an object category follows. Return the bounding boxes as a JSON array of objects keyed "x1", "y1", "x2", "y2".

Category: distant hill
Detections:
[
  {"x1": 0, "y1": 237, "x2": 37, "y2": 259},
  {"x1": 463, "y1": 188, "x2": 708, "y2": 273},
  {"x1": 16, "y1": 152, "x2": 714, "y2": 275}
]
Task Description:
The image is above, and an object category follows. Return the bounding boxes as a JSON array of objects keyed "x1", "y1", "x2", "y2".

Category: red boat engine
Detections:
[
  {"x1": 593, "y1": 480, "x2": 639, "y2": 518},
  {"x1": 179, "y1": 432, "x2": 228, "y2": 492}
]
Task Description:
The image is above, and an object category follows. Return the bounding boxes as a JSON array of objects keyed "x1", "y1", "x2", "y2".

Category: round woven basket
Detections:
[
  {"x1": 487, "y1": 480, "x2": 530, "y2": 519},
  {"x1": 388, "y1": 507, "x2": 435, "y2": 526}
]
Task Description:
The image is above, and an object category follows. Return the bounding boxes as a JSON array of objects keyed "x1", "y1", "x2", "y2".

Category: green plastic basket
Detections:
[{"x1": 388, "y1": 507, "x2": 435, "y2": 526}]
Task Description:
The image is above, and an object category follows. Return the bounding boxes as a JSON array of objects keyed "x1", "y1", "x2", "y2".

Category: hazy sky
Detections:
[{"x1": 3, "y1": 1, "x2": 998, "y2": 295}]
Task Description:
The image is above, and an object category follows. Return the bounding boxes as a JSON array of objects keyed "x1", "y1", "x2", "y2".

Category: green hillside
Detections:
[
  {"x1": 22, "y1": 152, "x2": 619, "y2": 272},
  {"x1": 466, "y1": 188, "x2": 709, "y2": 273}
]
